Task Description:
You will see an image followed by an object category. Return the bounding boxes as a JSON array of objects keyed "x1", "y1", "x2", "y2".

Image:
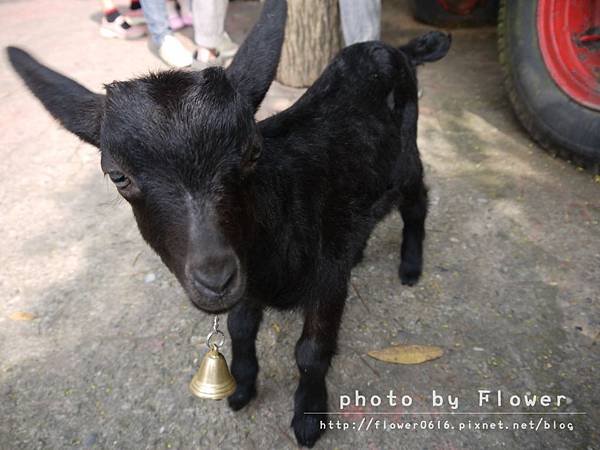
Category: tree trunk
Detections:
[{"x1": 276, "y1": 0, "x2": 342, "y2": 88}]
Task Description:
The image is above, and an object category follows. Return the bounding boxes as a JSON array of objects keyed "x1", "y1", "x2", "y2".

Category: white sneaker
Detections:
[
  {"x1": 100, "y1": 15, "x2": 146, "y2": 40},
  {"x1": 150, "y1": 34, "x2": 193, "y2": 68}
]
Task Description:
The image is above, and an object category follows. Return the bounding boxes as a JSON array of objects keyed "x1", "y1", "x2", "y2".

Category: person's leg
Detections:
[
  {"x1": 339, "y1": 0, "x2": 381, "y2": 46},
  {"x1": 100, "y1": 0, "x2": 116, "y2": 11},
  {"x1": 166, "y1": 0, "x2": 184, "y2": 31},
  {"x1": 141, "y1": 0, "x2": 193, "y2": 68},
  {"x1": 100, "y1": 0, "x2": 119, "y2": 22},
  {"x1": 179, "y1": 0, "x2": 193, "y2": 27},
  {"x1": 140, "y1": 0, "x2": 170, "y2": 46},
  {"x1": 192, "y1": 0, "x2": 237, "y2": 64},
  {"x1": 126, "y1": 0, "x2": 146, "y2": 26},
  {"x1": 192, "y1": 0, "x2": 227, "y2": 48}
]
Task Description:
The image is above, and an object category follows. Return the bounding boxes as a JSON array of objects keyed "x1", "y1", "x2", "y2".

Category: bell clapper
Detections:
[{"x1": 189, "y1": 316, "x2": 237, "y2": 400}]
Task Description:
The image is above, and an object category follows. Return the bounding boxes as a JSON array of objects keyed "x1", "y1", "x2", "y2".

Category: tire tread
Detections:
[{"x1": 497, "y1": 0, "x2": 600, "y2": 174}]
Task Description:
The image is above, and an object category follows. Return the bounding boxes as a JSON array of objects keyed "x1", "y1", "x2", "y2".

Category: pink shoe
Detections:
[
  {"x1": 168, "y1": 14, "x2": 185, "y2": 31},
  {"x1": 178, "y1": 0, "x2": 193, "y2": 27},
  {"x1": 166, "y1": 0, "x2": 184, "y2": 31},
  {"x1": 181, "y1": 14, "x2": 193, "y2": 27}
]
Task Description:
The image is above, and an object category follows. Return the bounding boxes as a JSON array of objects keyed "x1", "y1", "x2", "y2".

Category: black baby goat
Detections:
[{"x1": 8, "y1": 0, "x2": 450, "y2": 446}]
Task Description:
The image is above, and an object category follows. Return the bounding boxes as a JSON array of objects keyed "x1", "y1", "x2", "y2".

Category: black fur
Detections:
[
  {"x1": 399, "y1": 31, "x2": 452, "y2": 66},
  {"x1": 7, "y1": 46, "x2": 104, "y2": 146},
  {"x1": 7, "y1": 0, "x2": 450, "y2": 445}
]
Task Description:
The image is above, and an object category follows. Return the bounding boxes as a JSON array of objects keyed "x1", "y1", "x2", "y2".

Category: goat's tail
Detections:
[{"x1": 399, "y1": 31, "x2": 452, "y2": 66}]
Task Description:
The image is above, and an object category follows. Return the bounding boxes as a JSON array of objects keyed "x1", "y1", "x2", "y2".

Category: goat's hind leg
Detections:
[
  {"x1": 227, "y1": 301, "x2": 263, "y2": 410},
  {"x1": 398, "y1": 180, "x2": 428, "y2": 286}
]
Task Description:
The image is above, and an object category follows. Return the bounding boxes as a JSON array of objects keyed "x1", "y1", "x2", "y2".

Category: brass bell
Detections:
[
  {"x1": 189, "y1": 316, "x2": 236, "y2": 400},
  {"x1": 190, "y1": 346, "x2": 236, "y2": 400}
]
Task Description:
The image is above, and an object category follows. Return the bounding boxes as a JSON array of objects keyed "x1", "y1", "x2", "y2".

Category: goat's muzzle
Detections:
[{"x1": 184, "y1": 253, "x2": 245, "y2": 313}]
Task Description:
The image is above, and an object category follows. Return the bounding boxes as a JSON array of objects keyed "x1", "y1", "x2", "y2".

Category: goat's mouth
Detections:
[{"x1": 184, "y1": 273, "x2": 246, "y2": 314}]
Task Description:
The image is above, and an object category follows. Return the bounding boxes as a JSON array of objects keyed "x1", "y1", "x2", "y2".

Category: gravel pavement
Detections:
[{"x1": 1, "y1": 1, "x2": 598, "y2": 449}]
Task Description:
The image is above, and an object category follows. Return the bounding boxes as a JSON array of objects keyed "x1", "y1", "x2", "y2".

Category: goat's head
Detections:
[
  {"x1": 99, "y1": 69, "x2": 260, "y2": 313},
  {"x1": 7, "y1": 0, "x2": 287, "y2": 313}
]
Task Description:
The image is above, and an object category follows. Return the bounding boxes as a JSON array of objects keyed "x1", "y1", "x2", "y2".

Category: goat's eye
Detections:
[{"x1": 108, "y1": 171, "x2": 131, "y2": 189}]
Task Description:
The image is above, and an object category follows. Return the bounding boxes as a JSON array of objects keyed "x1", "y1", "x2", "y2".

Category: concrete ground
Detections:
[{"x1": 0, "y1": 1, "x2": 598, "y2": 449}]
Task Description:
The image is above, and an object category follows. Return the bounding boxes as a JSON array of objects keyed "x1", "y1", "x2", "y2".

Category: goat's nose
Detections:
[{"x1": 189, "y1": 257, "x2": 237, "y2": 296}]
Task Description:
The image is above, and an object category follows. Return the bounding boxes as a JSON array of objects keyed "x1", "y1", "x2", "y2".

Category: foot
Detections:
[
  {"x1": 177, "y1": 0, "x2": 193, "y2": 26},
  {"x1": 166, "y1": 0, "x2": 184, "y2": 30},
  {"x1": 352, "y1": 248, "x2": 365, "y2": 266},
  {"x1": 181, "y1": 14, "x2": 193, "y2": 27},
  {"x1": 215, "y1": 32, "x2": 239, "y2": 58},
  {"x1": 192, "y1": 47, "x2": 223, "y2": 70},
  {"x1": 100, "y1": 15, "x2": 146, "y2": 40},
  {"x1": 292, "y1": 386, "x2": 328, "y2": 447},
  {"x1": 125, "y1": 7, "x2": 145, "y2": 26},
  {"x1": 168, "y1": 14, "x2": 185, "y2": 31},
  {"x1": 227, "y1": 383, "x2": 256, "y2": 411},
  {"x1": 292, "y1": 413, "x2": 326, "y2": 448},
  {"x1": 178, "y1": 0, "x2": 193, "y2": 25},
  {"x1": 399, "y1": 261, "x2": 422, "y2": 286},
  {"x1": 150, "y1": 34, "x2": 193, "y2": 68}
]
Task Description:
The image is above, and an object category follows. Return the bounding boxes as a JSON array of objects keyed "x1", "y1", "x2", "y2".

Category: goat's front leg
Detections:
[
  {"x1": 227, "y1": 301, "x2": 263, "y2": 411},
  {"x1": 292, "y1": 290, "x2": 346, "y2": 447},
  {"x1": 399, "y1": 180, "x2": 428, "y2": 286}
]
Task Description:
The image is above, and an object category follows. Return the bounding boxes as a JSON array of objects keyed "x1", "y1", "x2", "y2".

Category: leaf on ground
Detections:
[
  {"x1": 9, "y1": 311, "x2": 35, "y2": 321},
  {"x1": 368, "y1": 344, "x2": 443, "y2": 365}
]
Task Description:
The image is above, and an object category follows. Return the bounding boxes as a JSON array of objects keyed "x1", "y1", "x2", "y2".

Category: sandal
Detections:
[{"x1": 192, "y1": 47, "x2": 223, "y2": 70}]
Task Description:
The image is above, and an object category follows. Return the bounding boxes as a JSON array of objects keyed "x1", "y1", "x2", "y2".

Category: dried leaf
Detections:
[
  {"x1": 368, "y1": 344, "x2": 443, "y2": 365},
  {"x1": 9, "y1": 311, "x2": 35, "y2": 321}
]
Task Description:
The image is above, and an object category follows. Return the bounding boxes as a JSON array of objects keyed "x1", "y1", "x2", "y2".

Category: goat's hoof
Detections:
[
  {"x1": 227, "y1": 384, "x2": 256, "y2": 411},
  {"x1": 399, "y1": 263, "x2": 422, "y2": 286},
  {"x1": 352, "y1": 249, "x2": 365, "y2": 266},
  {"x1": 291, "y1": 412, "x2": 326, "y2": 448}
]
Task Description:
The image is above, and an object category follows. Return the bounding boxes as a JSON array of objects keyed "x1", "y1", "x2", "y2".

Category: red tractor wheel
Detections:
[
  {"x1": 537, "y1": 0, "x2": 600, "y2": 111},
  {"x1": 499, "y1": 0, "x2": 600, "y2": 169}
]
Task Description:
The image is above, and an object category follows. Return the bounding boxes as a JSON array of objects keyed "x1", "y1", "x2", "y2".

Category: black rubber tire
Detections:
[
  {"x1": 498, "y1": 0, "x2": 600, "y2": 171},
  {"x1": 409, "y1": 0, "x2": 499, "y2": 27}
]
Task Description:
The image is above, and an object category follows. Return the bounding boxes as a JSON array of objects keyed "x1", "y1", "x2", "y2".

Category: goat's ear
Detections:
[
  {"x1": 7, "y1": 46, "x2": 104, "y2": 147},
  {"x1": 225, "y1": 0, "x2": 287, "y2": 112}
]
